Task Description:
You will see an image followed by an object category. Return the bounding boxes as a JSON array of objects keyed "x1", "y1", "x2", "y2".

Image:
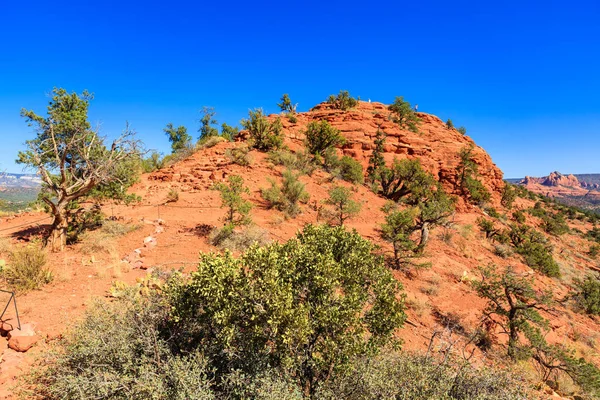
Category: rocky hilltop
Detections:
[{"x1": 151, "y1": 101, "x2": 505, "y2": 203}]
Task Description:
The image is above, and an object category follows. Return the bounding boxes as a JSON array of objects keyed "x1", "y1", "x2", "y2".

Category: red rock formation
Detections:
[{"x1": 275, "y1": 101, "x2": 504, "y2": 197}]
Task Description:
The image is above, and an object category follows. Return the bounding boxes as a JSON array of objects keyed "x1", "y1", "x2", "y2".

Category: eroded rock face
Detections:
[
  {"x1": 277, "y1": 102, "x2": 505, "y2": 197},
  {"x1": 542, "y1": 171, "x2": 580, "y2": 187}
]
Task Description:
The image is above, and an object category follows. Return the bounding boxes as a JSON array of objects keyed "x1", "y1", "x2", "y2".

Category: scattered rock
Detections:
[{"x1": 7, "y1": 323, "x2": 39, "y2": 352}]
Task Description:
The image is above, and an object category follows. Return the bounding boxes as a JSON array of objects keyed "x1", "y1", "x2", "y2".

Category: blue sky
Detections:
[{"x1": 1, "y1": 0, "x2": 598, "y2": 178}]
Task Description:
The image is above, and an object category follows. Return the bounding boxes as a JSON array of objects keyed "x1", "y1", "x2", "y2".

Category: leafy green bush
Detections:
[
  {"x1": 2, "y1": 244, "x2": 52, "y2": 292},
  {"x1": 241, "y1": 109, "x2": 284, "y2": 151},
  {"x1": 589, "y1": 244, "x2": 600, "y2": 259},
  {"x1": 388, "y1": 96, "x2": 420, "y2": 133},
  {"x1": 141, "y1": 151, "x2": 165, "y2": 172},
  {"x1": 446, "y1": 119, "x2": 454, "y2": 129},
  {"x1": 326, "y1": 90, "x2": 359, "y2": 110},
  {"x1": 375, "y1": 158, "x2": 435, "y2": 202},
  {"x1": 457, "y1": 126, "x2": 467, "y2": 135},
  {"x1": 221, "y1": 123, "x2": 240, "y2": 141},
  {"x1": 164, "y1": 123, "x2": 192, "y2": 153},
  {"x1": 261, "y1": 169, "x2": 309, "y2": 217},
  {"x1": 528, "y1": 201, "x2": 547, "y2": 218},
  {"x1": 171, "y1": 224, "x2": 406, "y2": 396},
  {"x1": 507, "y1": 225, "x2": 560, "y2": 277},
  {"x1": 367, "y1": 129, "x2": 386, "y2": 183},
  {"x1": 337, "y1": 155, "x2": 364, "y2": 184},
  {"x1": 477, "y1": 217, "x2": 499, "y2": 239},
  {"x1": 304, "y1": 120, "x2": 346, "y2": 157}
]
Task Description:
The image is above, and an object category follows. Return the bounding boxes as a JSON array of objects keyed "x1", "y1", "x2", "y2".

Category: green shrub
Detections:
[
  {"x1": 318, "y1": 352, "x2": 530, "y2": 400},
  {"x1": 337, "y1": 155, "x2": 364, "y2": 184},
  {"x1": 166, "y1": 188, "x2": 180, "y2": 203},
  {"x1": 171, "y1": 224, "x2": 406, "y2": 396},
  {"x1": 267, "y1": 149, "x2": 317, "y2": 176},
  {"x1": 241, "y1": 109, "x2": 284, "y2": 151},
  {"x1": 501, "y1": 183, "x2": 517, "y2": 209},
  {"x1": 141, "y1": 151, "x2": 165, "y2": 172},
  {"x1": 367, "y1": 129, "x2": 386, "y2": 183},
  {"x1": 589, "y1": 244, "x2": 600, "y2": 259},
  {"x1": 27, "y1": 294, "x2": 216, "y2": 399},
  {"x1": 573, "y1": 274, "x2": 600, "y2": 315},
  {"x1": 485, "y1": 207, "x2": 500, "y2": 218},
  {"x1": 456, "y1": 145, "x2": 490, "y2": 204},
  {"x1": 261, "y1": 169, "x2": 309, "y2": 217},
  {"x1": 221, "y1": 123, "x2": 240, "y2": 141},
  {"x1": 326, "y1": 90, "x2": 359, "y2": 110},
  {"x1": 477, "y1": 217, "x2": 499, "y2": 239},
  {"x1": 209, "y1": 225, "x2": 270, "y2": 252},
  {"x1": 288, "y1": 114, "x2": 297, "y2": 124},
  {"x1": 226, "y1": 146, "x2": 252, "y2": 166},
  {"x1": 388, "y1": 96, "x2": 419, "y2": 133},
  {"x1": 164, "y1": 123, "x2": 192, "y2": 153},
  {"x1": 323, "y1": 186, "x2": 361, "y2": 226},
  {"x1": 212, "y1": 175, "x2": 252, "y2": 227},
  {"x1": 518, "y1": 241, "x2": 560, "y2": 277},
  {"x1": 512, "y1": 210, "x2": 526, "y2": 223},
  {"x1": 277, "y1": 93, "x2": 297, "y2": 114},
  {"x1": 446, "y1": 119, "x2": 454, "y2": 129},
  {"x1": 197, "y1": 135, "x2": 225, "y2": 149},
  {"x1": 541, "y1": 213, "x2": 569, "y2": 236},
  {"x1": 304, "y1": 120, "x2": 346, "y2": 157},
  {"x1": 457, "y1": 126, "x2": 467, "y2": 135},
  {"x1": 528, "y1": 201, "x2": 547, "y2": 218},
  {"x1": 2, "y1": 244, "x2": 52, "y2": 292}
]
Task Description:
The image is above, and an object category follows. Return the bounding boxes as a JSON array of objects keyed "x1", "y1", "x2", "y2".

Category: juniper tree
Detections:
[
  {"x1": 388, "y1": 96, "x2": 420, "y2": 133},
  {"x1": 163, "y1": 123, "x2": 191, "y2": 153},
  {"x1": 474, "y1": 265, "x2": 551, "y2": 360},
  {"x1": 304, "y1": 120, "x2": 346, "y2": 157},
  {"x1": 324, "y1": 186, "x2": 362, "y2": 226},
  {"x1": 277, "y1": 93, "x2": 297, "y2": 114},
  {"x1": 326, "y1": 90, "x2": 359, "y2": 111},
  {"x1": 367, "y1": 128, "x2": 386, "y2": 183},
  {"x1": 241, "y1": 108, "x2": 283, "y2": 151},
  {"x1": 198, "y1": 106, "x2": 219, "y2": 141},
  {"x1": 17, "y1": 88, "x2": 139, "y2": 251},
  {"x1": 213, "y1": 175, "x2": 252, "y2": 227}
]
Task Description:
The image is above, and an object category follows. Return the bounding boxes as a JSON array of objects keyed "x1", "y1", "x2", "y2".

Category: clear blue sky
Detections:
[{"x1": 1, "y1": 0, "x2": 598, "y2": 178}]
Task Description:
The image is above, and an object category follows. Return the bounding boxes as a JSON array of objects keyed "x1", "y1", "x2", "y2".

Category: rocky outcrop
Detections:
[
  {"x1": 542, "y1": 171, "x2": 580, "y2": 187},
  {"x1": 276, "y1": 101, "x2": 505, "y2": 197}
]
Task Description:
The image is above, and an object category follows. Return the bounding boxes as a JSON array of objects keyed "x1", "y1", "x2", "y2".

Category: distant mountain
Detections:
[
  {"x1": 0, "y1": 172, "x2": 42, "y2": 189},
  {"x1": 509, "y1": 171, "x2": 600, "y2": 212}
]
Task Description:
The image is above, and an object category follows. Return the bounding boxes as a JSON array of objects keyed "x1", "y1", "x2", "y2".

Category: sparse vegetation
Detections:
[
  {"x1": 337, "y1": 155, "x2": 364, "y2": 184},
  {"x1": 209, "y1": 225, "x2": 270, "y2": 252},
  {"x1": 261, "y1": 169, "x2": 309, "y2": 217},
  {"x1": 388, "y1": 96, "x2": 420, "y2": 133},
  {"x1": 277, "y1": 93, "x2": 297, "y2": 114},
  {"x1": 456, "y1": 144, "x2": 490, "y2": 204},
  {"x1": 226, "y1": 146, "x2": 252, "y2": 166},
  {"x1": 213, "y1": 175, "x2": 252, "y2": 227},
  {"x1": 166, "y1": 188, "x2": 180, "y2": 203},
  {"x1": 458, "y1": 126, "x2": 467, "y2": 135},
  {"x1": 326, "y1": 90, "x2": 359, "y2": 111},
  {"x1": 241, "y1": 109, "x2": 284, "y2": 151},
  {"x1": 304, "y1": 120, "x2": 346, "y2": 157},
  {"x1": 323, "y1": 186, "x2": 361, "y2": 226},
  {"x1": 1, "y1": 244, "x2": 52, "y2": 292},
  {"x1": 573, "y1": 274, "x2": 600, "y2": 315},
  {"x1": 267, "y1": 149, "x2": 317, "y2": 176},
  {"x1": 198, "y1": 106, "x2": 219, "y2": 141},
  {"x1": 164, "y1": 123, "x2": 192, "y2": 153},
  {"x1": 501, "y1": 183, "x2": 517, "y2": 209},
  {"x1": 366, "y1": 128, "x2": 386, "y2": 183},
  {"x1": 446, "y1": 119, "x2": 454, "y2": 129}
]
